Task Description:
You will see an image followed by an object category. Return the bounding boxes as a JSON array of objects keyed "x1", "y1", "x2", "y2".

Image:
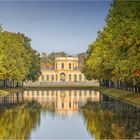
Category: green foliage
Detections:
[
  {"x1": 0, "y1": 26, "x2": 5, "y2": 79},
  {"x1": 27, "y1": 50, "x2": 41, "y2": 81},
  {"x1": 41, "y1": 51, "x2": 86, "y2": 69},
  {"x1": 0, "y1": 101, "x2": 41, "y2": 139},
  {"x1": 82, "y1": 0, "x2": 140, "y2": 87},
  {"x1": 81, "y1": 102, "x2": 140, "y2": 139},
  {"x1": 78, "y1": 52, "x2": 87, "y2": 69},
  {"x1": 41, "y1": 51, "x2": 67, "y2": 66},
  {"x1": 0, "y1": 29, "x2": 41, "y2": 87}
]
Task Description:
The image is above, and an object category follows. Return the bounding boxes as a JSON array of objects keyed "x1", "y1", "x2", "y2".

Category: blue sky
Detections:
[{"x1": 0, "y1": 1, "x2": 112, "y2": 54}]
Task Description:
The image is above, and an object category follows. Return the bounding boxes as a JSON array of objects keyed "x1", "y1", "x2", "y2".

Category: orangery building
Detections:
[{"x1": 39, "y1": 55, "x2": 87, "y2": 82}]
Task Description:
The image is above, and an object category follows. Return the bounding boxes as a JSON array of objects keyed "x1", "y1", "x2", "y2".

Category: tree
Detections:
[
  {"x1": 41, "y1": 51, "x2": 68, "y2": 66},
  {"x1": 0, "y1": 30, "x2": 41, "y2": 87},
  {"x1": 0, "y1": 25, "x2": 5, "y2": 80},
  {"x1": 82, "y1": 0, "x2": 140, "y2": 92}
]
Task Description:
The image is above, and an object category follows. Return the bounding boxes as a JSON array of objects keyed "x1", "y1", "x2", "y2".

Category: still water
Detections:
[{"x1": 0, "y1": 88, "x2": 140, "y2": 139}]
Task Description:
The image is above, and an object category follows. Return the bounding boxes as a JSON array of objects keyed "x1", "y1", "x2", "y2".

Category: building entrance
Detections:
[{"x1": 60, "y1": 73, "x2": 66, "y2": 82}]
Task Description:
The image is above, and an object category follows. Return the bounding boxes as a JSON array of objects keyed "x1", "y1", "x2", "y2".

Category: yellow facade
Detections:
[
  {"x1": 23, "y1": 89, "x2": 100, "y2": 112},
  {"x1": 39, "y1": 56, "x2": 86, "y2": 82}
]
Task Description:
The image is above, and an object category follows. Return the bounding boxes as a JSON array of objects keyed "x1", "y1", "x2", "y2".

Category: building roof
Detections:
[{"x1": 41, "y1": 63, "x2": 54, "y2": 70}]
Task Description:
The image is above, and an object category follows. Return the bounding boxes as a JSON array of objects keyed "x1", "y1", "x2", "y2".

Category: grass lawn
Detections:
[
  {"x1": 0, "y1": 88, "x2": 23, "y2": 96},
  {"x1": 96, "y1": 87, "x2": 140, "y2": 107}
]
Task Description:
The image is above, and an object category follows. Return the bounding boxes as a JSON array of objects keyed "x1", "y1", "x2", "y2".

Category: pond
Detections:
[{"x1": 0, "y1": 88, "x2": 140, "y2": 139}]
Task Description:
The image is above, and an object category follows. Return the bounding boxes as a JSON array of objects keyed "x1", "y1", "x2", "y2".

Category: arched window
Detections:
[
  {"x1": 32, "y1": 91, "x2": 34, "y2": 96},
  {"x1": 42, "y1": 75, "x2": 44, "y2": 81},
  {"x1": 52, "y1": 75, "x2": 54, "y2": 81},
  {"x1": 69, "y1": 63, "x2": 71, "y2": 69},
  {"x1": 62, "y1": 63, "x2": 64, "y2": 69},
  {"x1": 79, "y1": 90, "x2": 82, "y2": 96},
  {"x1": 69, "y1": 102, "x2": 71, "y2": 108},
  {"x1": 89, "y1": 90, "x2": 92, "y2": 96},
  {"x1": 47, "y1": 90, "x2": 49, "y2": 96},
  {"x1": 84, "y1": 90, "x2": 87, "y2": 96},
  {"x1": 46, "y1": 75, "x2": 49, "y2": 81},
  {"x1": 42, "y1": 91, "x2": 44, "y2": 96},
  {"x1": 79, "y1": 74, "x2": 82, "y2": 81},
  {"x1": 74, "y1": 74, "x2": 77, "y2": 82},
  {"x1": 62, "y1": 102, "x2": 64, "y2": 108},
  {"x1": 37, "y1": 91, "x2": 39, "y2": 96},
  {"x1": 56, "y1": 74, "x2": 58, "y2": 82},
  {"x1": 69, "y1": 74, "x2": 71, "y2": 81}
]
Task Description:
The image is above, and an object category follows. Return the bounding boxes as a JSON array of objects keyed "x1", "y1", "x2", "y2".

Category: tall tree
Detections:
[
  {"x1": 0, "y1": 30, "x2": 41, "y2": 87},
  {"x1": 82, "y1": 0, "x2": 140, "y2": 91}
]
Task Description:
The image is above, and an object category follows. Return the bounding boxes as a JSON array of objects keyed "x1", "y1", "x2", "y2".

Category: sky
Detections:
[{"x1": 0, "y1": 0, "x2": 112, "y2": 55}]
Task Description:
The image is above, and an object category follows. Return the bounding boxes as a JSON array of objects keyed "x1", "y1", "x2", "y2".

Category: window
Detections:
[
  {"x1": 37, "y1": 91, "x2": 39, "y2": 96},
  {"x1": 47, "y1": 90, "x2": 49, "y2": 96},
  {"x1": 42, "y1": 91, "x2": 44, "y2": 96},
  {"x1": 79, "y1": 74, "x2": 82, "y2": 81},
  {"x1": 79, "y1": 90, "x2": 82, "y2": 96},
  {"x1": 69, "y1": 74, "x2": 71, "y2": 81},
  {"x1": 84, "y1": 90, "x2": 86, "y2": 96},
  {"x1": 74, "y1": 74, "x2": 77, "y2": 82},
  {"x1": 69, "y1": 63, "x2": 71, "y2": 69},
  {"x1": 89, "y1": 90, "x2": 92, "y2": 96},
  {"x1": 46, "y1": 75, "x2": 49, "y2": 81},
  {"x1": 52, "y1": 75, "x2": 54, "y2": 81},
  {"x1": 62, "y1": 102, "x2": 64, "y2": 108},
  {"x1": 62, "y1": 63, "x2": 64, "y2": 69},
  {"x1": 56, "y1": 74, "x2": 58, "y2": 81},
  {"x1": 42, "y1": 75, "x2": 44, "y2": 81},
  {"x1": 69, "y1": 102, "x2": 71, "y2": 108},
  {"x1": 32, "y1": 91, "x2": 34, "y2": 96}
]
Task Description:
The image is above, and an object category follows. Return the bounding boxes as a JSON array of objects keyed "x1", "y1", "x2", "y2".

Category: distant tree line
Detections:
[
  {"x1": 82, "y1": 0, "x2": 140, "y2": 92},
  {"x1": 41, "y1": 51, "x2": 67, "y2": 66},
  {"x1": 0, "y1": 25, "x2": 41, "y2": 88},
  {"x1": 41, "y1": 51, "x2": 87, "y2": 69}
]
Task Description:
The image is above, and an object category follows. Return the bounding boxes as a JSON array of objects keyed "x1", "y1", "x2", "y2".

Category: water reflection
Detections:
[
  {"x1": 0, "y1": 101, "x2": 41, "y2": 139},
  {"x1": 23, "y1": 89, "x2": 100, "y2": 113},
  {"x1": 81, "y1": 95, "x2": 140, "y2": 139},
  {"x1": 0, "y1": 89, "x2": 100, "y2": 139},
  {"x1": 0, "y1": 89, "x2": 140, "y2": 139}
]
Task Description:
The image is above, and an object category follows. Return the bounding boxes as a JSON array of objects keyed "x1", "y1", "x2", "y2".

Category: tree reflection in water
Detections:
[
  {"x1": 0, "y1": 101, "x2": 41, "y2": 139},
  {"x1": 81, "y1": 102, "x2": 140, "y2": 139}
]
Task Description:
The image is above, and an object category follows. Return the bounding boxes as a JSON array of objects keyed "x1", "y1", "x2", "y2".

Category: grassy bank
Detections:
[
  {"x1": 0, "y1": 88, "x2": 23, "y2": 96},
  {"x1": 96, "y1": 87, "x2": 140, "y2": 107}
]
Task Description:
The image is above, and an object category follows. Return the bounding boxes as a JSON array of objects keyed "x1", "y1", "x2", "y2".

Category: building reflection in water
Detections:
[{"x1": 23, "y1": 89, "x2": 100, "y2": 112}]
